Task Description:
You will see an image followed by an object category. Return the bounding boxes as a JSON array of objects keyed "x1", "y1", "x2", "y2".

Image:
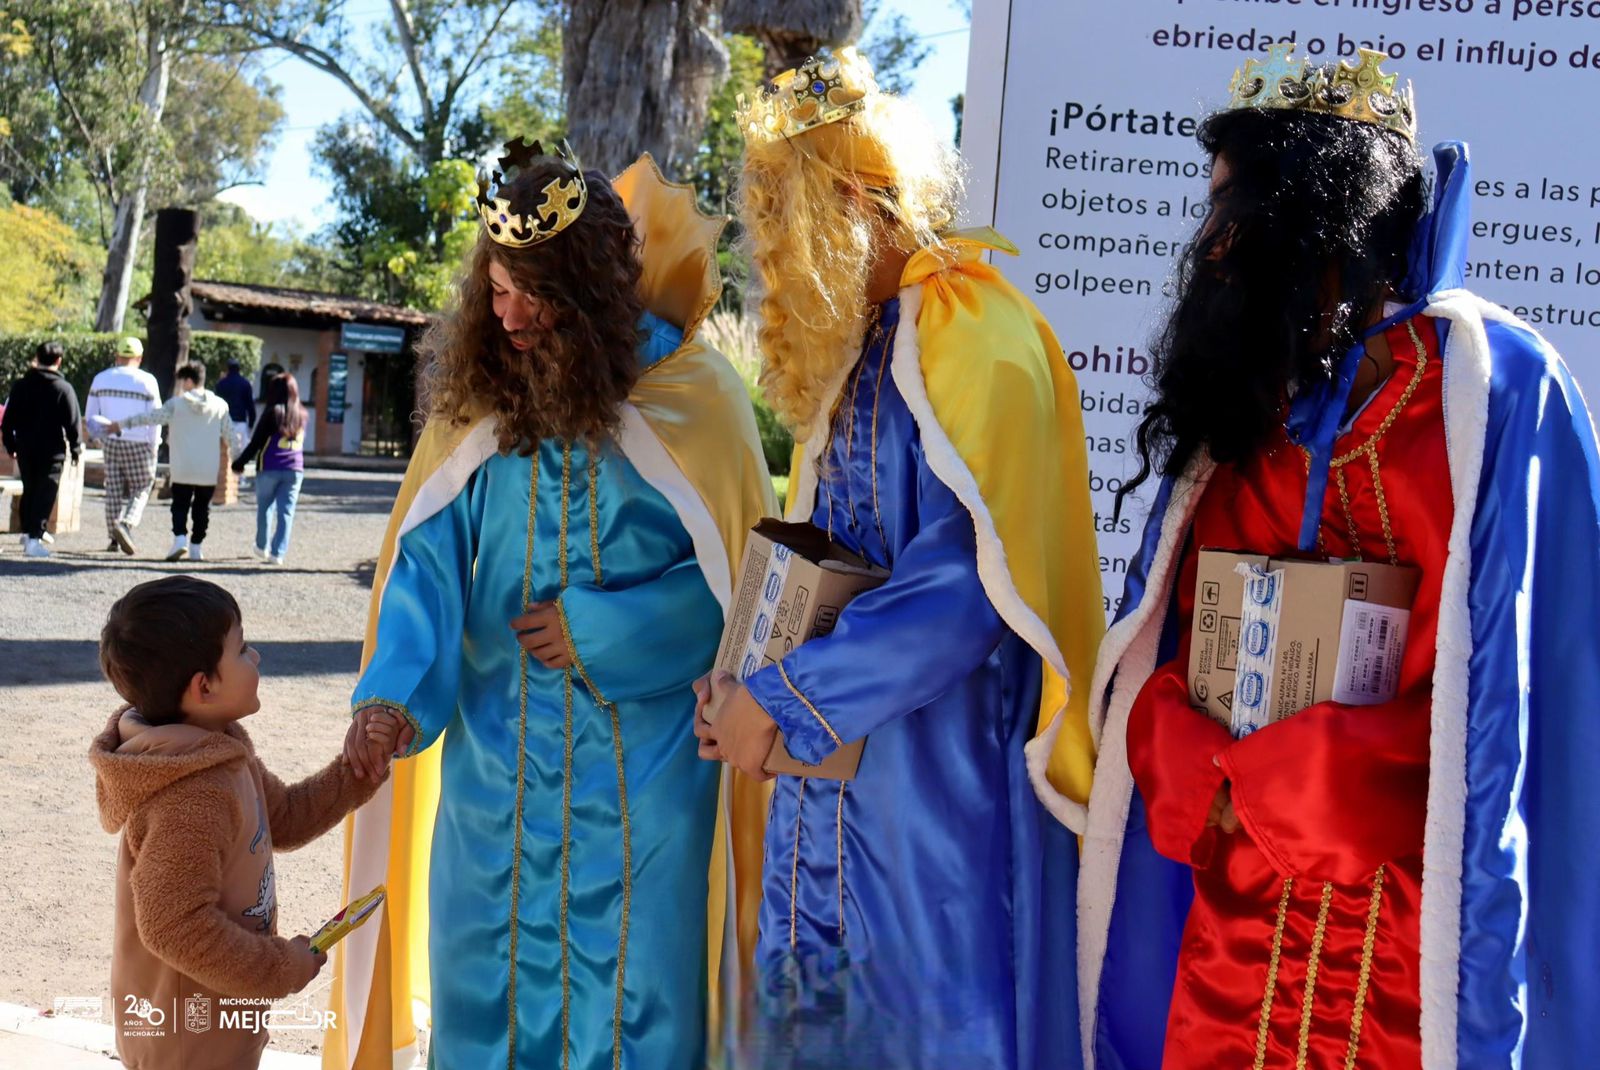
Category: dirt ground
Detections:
[{"x1": 0, "y1": 469, "x2": 402, "y2": 1059}]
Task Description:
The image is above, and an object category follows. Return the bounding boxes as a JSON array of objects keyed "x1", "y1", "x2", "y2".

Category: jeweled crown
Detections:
[
  {"x1": 1227, "y1": 44, "x2": 1417, "y2": 142},
  {"x1": 475, "y1": 137, "x2": 588, "y2": 248},
  {"x1": 736, "y1": 48, "x2": 870, "y2": 145}
]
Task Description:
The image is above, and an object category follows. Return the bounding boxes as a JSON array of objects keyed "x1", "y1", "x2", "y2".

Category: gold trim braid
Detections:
[
  {"x1": 1344, "y1": 867, "x2": 1387, "y2": 1070},
  {"x1": 1295, "y1": 882, "x2": 1336, "y2": 1070},
  {"x1": 835, "y1": 781, "x2": 847, "y2": 942},
  {"x1": 506, "y1": 456, "x2": 539, "y2": 1070},
  {"x1": 558, "y1": 443, "x2": 574, "y2": 1070},
  {"x1": 1254, "y1": 878, "x2": 1295, "y2": 1070},
  {"x1": 588, "y1": 452, "x2": 604, "y2": 587},
  {"x1": 789, "y1": 779, "x2": 807, "y2": 950},
  {"x1": 777, "y1": 661, "x2": 844, "y2": 749}
]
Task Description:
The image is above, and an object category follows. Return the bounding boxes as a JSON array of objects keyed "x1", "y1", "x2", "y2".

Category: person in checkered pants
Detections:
[{"x1": 85, "y1": 337, "x2": 162, "y2": 555}]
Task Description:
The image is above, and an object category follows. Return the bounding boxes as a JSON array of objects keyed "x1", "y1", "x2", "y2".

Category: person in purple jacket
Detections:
[{"x1": 232, "y1": 373, "x2": 305, "y2": 565}]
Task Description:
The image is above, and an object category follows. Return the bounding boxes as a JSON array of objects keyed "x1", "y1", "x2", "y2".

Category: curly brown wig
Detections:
[{"x1": 420, "y1": 162, "x2": 647, "y2": 453}]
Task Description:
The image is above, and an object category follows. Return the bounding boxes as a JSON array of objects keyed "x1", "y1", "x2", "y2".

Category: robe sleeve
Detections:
[
  {"x1": 1126, "y1": 659, "x2": 1233, "y2": 869},
  {"x1": 743, "y1": 451, "x2": 1006, "y2": 764},
  {"x1": 351, "y1": 468, "x2": 482, "y2": 755},
  {"x1": 558, "y1": 556, "x2": 723, "y2": 705},
  {"x1": 1218, "y1": 688, "x2": 1430, "y2": 885}
]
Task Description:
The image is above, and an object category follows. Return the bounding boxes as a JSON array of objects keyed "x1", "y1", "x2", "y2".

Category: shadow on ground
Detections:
[{"x1": 0, "y1": 639, "x2": 364, "y2": 686}]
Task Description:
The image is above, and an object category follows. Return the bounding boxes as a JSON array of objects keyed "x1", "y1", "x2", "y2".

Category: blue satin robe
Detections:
[
  {"x1": 353, "y1": 316, "x2": 724, "y2": 1070},
  {"x1": 740, "y1": 299, "x2": 1080, "y2": 1070}
]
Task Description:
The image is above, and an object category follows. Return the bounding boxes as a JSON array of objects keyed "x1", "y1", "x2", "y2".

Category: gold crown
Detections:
[
  {"x1": 735, "y1": 48, "x2": 870, "y2": 145},
  {"x1": 475, "y1": 137, "x2": 588, "y2": 248},
  {"x1": 1227, "y1": 43, "x2": 1417, "y2": 142}
]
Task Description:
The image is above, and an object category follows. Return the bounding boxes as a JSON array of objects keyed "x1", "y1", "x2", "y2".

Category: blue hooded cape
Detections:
[{"x1": 1076, "y1": 143, "x2": 1600, "y2": 1070}]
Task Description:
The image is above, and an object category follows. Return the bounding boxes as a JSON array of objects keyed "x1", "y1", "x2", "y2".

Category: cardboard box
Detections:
[
  {"x1": 714, "y1": 520, "x2": 888, "y2": 779},
  {"x1": 1189, "y1": 549, "x2": 1420, "y2": 737}
]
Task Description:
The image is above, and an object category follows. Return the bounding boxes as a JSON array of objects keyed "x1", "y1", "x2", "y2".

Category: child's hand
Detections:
[
  {"x1": 364, "y1": 711, "x2": 405, "y2": 774},
  {"x1": 344, "y1": 707, "x2": 414, "y2": 779},
  {"x1": 286, "y1": 934, "x2": 327, "y2": 991}
]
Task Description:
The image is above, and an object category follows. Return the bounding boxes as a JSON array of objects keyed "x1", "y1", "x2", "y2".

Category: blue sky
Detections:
[{"x1": 220, "y1": 1, "x2": 972, "y2": 232}]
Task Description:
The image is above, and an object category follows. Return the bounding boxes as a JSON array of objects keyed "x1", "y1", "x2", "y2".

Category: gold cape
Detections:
[{"x1": 785, "y1": 228, "x2": 1104, "y2": 830}]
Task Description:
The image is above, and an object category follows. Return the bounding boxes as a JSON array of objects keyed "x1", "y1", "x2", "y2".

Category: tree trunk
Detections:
[
  {"x1": 147, "y1": 208, "x2": 199, "y2": 400},
  {"x1": 563, "y1": 0, "x2": 727, "y2": 178},
  {"x1": 94, "y1": 12, "x2": 175, "y2": 333},
  {"x1": 722, "y1": 0, "x2": 862, "y2": 78}
]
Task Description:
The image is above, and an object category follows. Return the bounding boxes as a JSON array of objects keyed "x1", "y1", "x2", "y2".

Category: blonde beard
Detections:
[{"x1": 745, "y1": 175, "x2": 876, "y2": 440}]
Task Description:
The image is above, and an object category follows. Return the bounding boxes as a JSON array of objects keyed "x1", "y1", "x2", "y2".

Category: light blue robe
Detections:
[{"x1": 353, "y1": 315, "x2": 724, "y2": 1070}]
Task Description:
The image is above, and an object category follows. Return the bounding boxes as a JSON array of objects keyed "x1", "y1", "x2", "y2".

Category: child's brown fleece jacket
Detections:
[{"x1": 89, "y1": 707, "x2": 383, "y2": 1070}]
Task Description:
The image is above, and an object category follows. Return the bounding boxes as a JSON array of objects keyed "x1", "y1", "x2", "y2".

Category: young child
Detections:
[{"x1": 89, "y1": 576, "x2": 390, "y2": 1069}]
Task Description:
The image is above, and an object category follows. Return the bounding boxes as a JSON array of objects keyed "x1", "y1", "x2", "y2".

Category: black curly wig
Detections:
[{"x1": 1117, "y1": 106, "x2": 1427, "y2": 515}]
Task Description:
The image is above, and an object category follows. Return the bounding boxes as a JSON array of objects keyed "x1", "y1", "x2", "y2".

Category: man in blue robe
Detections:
[{"x1": 329, "y1": 143, "x2": 773, "y2": 1070}]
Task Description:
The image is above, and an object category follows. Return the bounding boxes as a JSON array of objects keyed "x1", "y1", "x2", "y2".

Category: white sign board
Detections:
[{"x1": 962, "y1": 0, "x2": 1600, "y2": 616}]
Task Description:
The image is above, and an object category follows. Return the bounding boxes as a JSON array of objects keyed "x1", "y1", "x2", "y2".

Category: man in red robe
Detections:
[{"x1": 1079, "y1": 45, "x2": 1600, "y2": 1070}]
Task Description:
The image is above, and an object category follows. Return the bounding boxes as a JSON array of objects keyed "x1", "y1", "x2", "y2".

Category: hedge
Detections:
[{"x1": 0, "y1": 331, "x2": 262, "y2": 403}]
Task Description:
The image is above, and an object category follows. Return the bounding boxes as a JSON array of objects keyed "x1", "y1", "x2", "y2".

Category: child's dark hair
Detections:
[{"x1": 100, "y1": 577, "x2": 241, "y2": 725}]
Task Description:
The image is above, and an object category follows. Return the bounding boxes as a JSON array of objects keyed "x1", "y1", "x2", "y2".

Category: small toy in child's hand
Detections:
[{"x1": 308, "y1": 886, "x2": 386, "y2": 954}]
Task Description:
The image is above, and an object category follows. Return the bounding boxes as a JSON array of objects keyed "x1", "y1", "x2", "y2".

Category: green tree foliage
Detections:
[
  {"x1": 190, "y1": 201, "x2": 340, "y2": 291},
  {"x1": 0, "y1": 197, "x2": 99, "y2": 331}
]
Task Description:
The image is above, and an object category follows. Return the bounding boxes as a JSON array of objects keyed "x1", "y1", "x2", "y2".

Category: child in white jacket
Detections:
[{"x1": 112, "y1": 362, "x2": 234, "y2": 562}]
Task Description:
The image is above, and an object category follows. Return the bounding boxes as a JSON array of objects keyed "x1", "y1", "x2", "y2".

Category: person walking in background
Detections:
[
  {"x1": 109, "y1": 362, "x2": 233, "y2": 563},
  {"x1": 232, "y1": 372, "x2": 305, "y2": 565},
  {"x1": 84, "y1": 337, "x2": 162, "y2": 555},
  {"x1": 214, "y1": 358, "x2": 256, "y2": 458},
  {"x1": 2, "y1": 341, "x2": 82, "y2": 559}
]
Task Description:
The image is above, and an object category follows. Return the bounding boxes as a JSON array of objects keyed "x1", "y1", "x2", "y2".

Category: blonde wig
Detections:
[{"x1": 736, "y1": 51, "x2": 964, "y2": 438}]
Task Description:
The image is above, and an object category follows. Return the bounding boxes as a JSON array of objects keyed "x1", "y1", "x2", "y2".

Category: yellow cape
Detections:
[
  {"x1": 786, "y1": 228, "x2": 1104, "y2": 829},
  {"x1": 322, "y1": 155, "x2": 776, "y2": 1069}
]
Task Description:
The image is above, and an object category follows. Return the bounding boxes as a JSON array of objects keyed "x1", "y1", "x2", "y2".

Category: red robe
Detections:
[{"x1": 1127, "y1": 314, "x2": 1449, "y2": 1069}]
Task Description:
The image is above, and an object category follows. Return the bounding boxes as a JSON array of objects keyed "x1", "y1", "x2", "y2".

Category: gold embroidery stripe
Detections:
[
  {"x1": 777, "y1": 661, "x2": 844, "y2": 748},
  {"x1": 558, "y1": 445, "x2": 573, "y2": 1070},
  {"x1": 1367, "y1": 451, "x2": 1399, "y2": 565},
  {"x1": 836, "y1": 781, "x2": 847, "y2": 941},
  {"x1": 588, "y1": 451, "x2": 604, "y2": 587},
  {"x1": 607, "y1": 699, "x2": 632, "y2": 1069},
  {"x1": 1254, "y1": 878, "x2": 1295, "y2": 1070},
  {"x1": 869, "y1": 322, "x2": 896, "y2": 557},
  {"x1": 1296, "y1": 882, "x2": 1337, "y2": 1070},
  {"x1": 789, "y1": 779, "x2": 807, "y2": 950},
  {"x1": 556, "y1": 600, "x2": 633, "y2": 1068},
  {"x1": 506, "y1": 456, "x2": 539, "y2": 1070},
  {"x1": 1344, "y1": 867, "x2": 1387, "y2": 1070},
  {"x1": 1335, "y1": 466, "x2": 1363, "y2": 556},
  {"x1": 560, "y1": 669, "x2": 574, "y2": 1070}
]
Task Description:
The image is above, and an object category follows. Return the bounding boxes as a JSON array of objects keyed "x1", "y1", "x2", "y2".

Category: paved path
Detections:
[{"x1": 0, "y1": 469, "x2": 404, "y2": 1064}]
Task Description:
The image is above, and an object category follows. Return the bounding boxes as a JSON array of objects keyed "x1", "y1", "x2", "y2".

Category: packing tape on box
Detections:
[
  {"x1": 735, "y1": 542, "x2": 795, "y2": 681},
  {"x1": 1231, "y1": 563, "x2": 1283, "y2": 738}
]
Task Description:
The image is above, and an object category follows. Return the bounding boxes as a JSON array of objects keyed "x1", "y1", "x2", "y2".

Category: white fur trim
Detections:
[
  {"x1": 1074, "y1": 466, "x2": 1210, "y2": 1069},
  {"x1": 617, "y1": 402, "x2": 733, "y2": 613},
  {"x1": 887, "y1": 284, "x2": 1094, "y2": 832},
  {"x1": 1414, "y1": 290, "x2": 1497, "y2": 1070}
]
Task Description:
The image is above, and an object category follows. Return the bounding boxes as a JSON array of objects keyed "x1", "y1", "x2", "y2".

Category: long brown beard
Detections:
[{"x1": 488, "y1": 322, "x2": 639, "y2": 449}]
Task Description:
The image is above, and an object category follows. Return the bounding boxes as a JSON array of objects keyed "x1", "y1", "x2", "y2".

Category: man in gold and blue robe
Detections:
[{"x1": 697, "y1": 52, "x2": 1104, "y2": 1070}]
